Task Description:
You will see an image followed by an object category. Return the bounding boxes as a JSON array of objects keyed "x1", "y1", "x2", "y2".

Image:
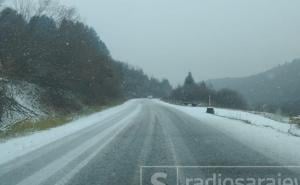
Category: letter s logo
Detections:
[{"x1": 151, "y1": 172, "x2": 167, "y2": 185}]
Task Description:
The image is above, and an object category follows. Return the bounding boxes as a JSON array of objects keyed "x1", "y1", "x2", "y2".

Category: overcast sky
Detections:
[{"x1": 60, "y1": 0, "x2": 300, "y2": 85}]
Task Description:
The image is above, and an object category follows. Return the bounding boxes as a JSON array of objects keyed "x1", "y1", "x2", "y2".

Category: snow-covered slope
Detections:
[{"x1": 0, "y1": 79, "x2": 47, "y2": 130}]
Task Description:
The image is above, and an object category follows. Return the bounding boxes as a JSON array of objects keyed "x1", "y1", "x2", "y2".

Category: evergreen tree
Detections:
[
  {"x1": 170, "y1": 72, "x2": 247, "y2": 109},
  {"x1": 184, "y1": 72, "x2": 195, "y2": 86}
]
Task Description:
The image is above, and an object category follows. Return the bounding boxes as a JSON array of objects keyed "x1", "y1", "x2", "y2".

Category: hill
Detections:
[
  {"x1": 0, "y1": 4, "x2": 172, "y2": 129},
  {"x1": 208, "y1": 59, "x2": 300, "y2": 115}
]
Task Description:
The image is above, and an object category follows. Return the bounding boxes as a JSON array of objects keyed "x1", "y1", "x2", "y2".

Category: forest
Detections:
[{"x1": 0, "y1": 0, "x2": 172, "y2": 119}]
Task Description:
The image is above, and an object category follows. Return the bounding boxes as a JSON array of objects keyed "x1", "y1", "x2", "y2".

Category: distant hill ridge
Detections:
[{"x1": 208, "y1": 59, "x2": 300, "y2": 106}]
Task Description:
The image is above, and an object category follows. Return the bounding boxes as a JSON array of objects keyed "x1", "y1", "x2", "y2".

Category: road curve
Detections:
[{"x1": 0, "y1": 99, "x2": 299, "y2": 185}]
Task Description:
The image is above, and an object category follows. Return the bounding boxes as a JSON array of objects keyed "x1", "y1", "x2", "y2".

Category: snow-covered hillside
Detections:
[{"x1": 0, "y1": 79, "x2": 47, "y2": 130}]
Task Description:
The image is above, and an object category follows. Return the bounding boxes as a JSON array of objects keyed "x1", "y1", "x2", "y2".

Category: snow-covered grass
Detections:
[
  {"x1": 6, "y1": 81, "x2": 45, "y2": 115},
  {"x1": 157, "y1": 100, "x2": 300, "y2": 166},
  {"x1": 248, "y1": 111, "x2": 290, "y2": 123},
  {"x1": 214, "y1": 108, "x2": 300, "y2": 137},
  {"x1": 159, "y1": 101, "x2": 300, "y2": 137},
  {"x1": 0, "y1": 100, "x2": 139, "y2": 165},
  {"x1": 0, "y1": 100, "x2": 122, "y2": 140}
]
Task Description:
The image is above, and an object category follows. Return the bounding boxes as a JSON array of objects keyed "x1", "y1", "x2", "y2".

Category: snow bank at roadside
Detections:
[
  {"x1": 214, "y1": 108, "x2": 300, "y2": 137},
  {"x1": 157, "y1": 100, "x2": 300, "y2": 165},
  {"x1": 0, "y1": 100, "x2": 138, "y2": 165},
  {"x1": 158, "y1": 101, "x2": 300, "y2": 137}
]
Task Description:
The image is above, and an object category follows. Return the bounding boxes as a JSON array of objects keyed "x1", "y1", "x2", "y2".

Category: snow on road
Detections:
[
  {"x1": 157, "y1": 100, "x2": 300, "y2": 166},
  {"x1": 0, "y1": 100, "x2": 140, "y2": 166},
  {"x1": 1, "y1": 98, "x2": 300, "y2": 169},
  {"x1": 15, "y1": 104, "x2": 141, "y2": 185}
]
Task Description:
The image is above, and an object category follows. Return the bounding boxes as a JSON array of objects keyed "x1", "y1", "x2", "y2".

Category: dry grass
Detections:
[
  {"x1": 0, "y1": 100, "x2": 123, "y2": 140},
  {"x1": 290, "y1": 117, "x2": 300, "y2": 127},
  {"x1": 0, "y1": 116, "x2": 73, "y2": 140}
]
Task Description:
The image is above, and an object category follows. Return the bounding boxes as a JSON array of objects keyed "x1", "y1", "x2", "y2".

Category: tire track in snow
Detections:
[
  {"x1": 0, "y1": 104, "x2": 135, "y2": 183},
  {"x1": 15, "y1": 105, "x2": 141, "y2": 185},
  {"x1": 0, "y1": 102, "x2": 135, "y2": 177}
]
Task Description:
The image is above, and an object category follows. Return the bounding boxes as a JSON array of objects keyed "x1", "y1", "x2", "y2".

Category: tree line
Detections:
[
  {"x1": 169, "y1": 72, "x2": 248, "y2": 109},
  {"x1": 0, "y1": 0, "x2": 172, "y2": 115}
]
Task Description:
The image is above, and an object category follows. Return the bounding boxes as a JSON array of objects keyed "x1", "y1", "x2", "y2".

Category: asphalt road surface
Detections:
[{"x1": 0, "y1": 99, "x2": 299, "y2": 185}]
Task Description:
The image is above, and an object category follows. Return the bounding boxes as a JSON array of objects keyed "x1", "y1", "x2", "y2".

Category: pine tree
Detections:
[{"x1": 184, "y1": 72, "x2": 195, "y2": 86}]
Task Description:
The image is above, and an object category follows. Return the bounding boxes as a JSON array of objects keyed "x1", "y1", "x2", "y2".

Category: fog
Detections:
[{"x1": 61, "y1": 0, "x2": 300, "y2": 85}]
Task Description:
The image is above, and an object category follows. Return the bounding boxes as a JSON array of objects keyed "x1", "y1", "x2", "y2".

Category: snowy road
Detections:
[{"x1": 0, "y1": 99, "x2": 299, "y2": 185}]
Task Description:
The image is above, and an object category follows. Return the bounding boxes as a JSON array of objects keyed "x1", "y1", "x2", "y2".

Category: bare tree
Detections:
[
  {"x1": 13, "y1": 0, "x2": 35, "y2": 20},
  {"x1": 36, "y1": 0, "x2": 53, "y2": 16},
  {"x1": 55, "y1": 6, "x2": 79, "y2": 23},
  {"x1": 40, "y1": 0, "x2": 80, "y2": 23},
  {"x1": 13, "y1": 0, "x2": 53, "y2": 18},
  {"x1": 12, "y1": 0, "x2": 79, "y2": 23}
]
